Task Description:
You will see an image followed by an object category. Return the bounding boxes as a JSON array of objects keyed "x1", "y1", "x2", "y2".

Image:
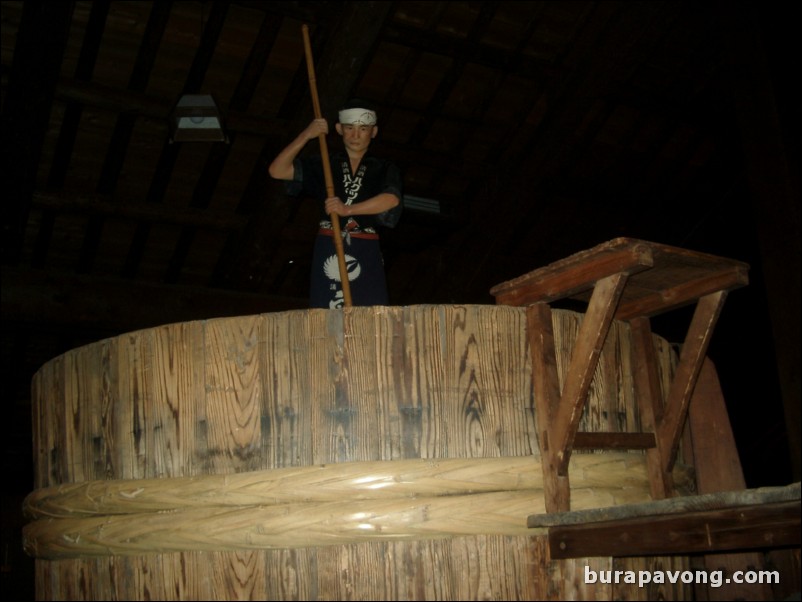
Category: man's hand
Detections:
[
  {"x1": 303, "y1": 118, "x2": 328, "y2": 141},
  {"x1": 325, "y1": 196, "x2": 349, "y2": 217}
]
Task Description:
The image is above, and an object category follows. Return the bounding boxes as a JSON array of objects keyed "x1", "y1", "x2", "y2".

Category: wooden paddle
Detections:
[{"x1": 301, "y1": 24, "x2": 352, "y2": 307}]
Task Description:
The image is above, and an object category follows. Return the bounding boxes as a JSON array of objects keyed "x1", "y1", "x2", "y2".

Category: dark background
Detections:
[{"x1": 2, "y1": 1, "x2": 798, "y2": 598}]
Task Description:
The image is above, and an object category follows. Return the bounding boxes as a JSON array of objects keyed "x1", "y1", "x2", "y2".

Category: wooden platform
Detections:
[
  {"x1": 490, "y1": 237, "x2": 749, "y2": 319},
  {"x1": 491, "y1": 237, "x2": 750, "y2": 512},
  {"x1": 491, "y1": 239, "x2": 802, "y2": 600},
  {"x1": 528, "y1": 482, "x2": 801, "y2": 558}
]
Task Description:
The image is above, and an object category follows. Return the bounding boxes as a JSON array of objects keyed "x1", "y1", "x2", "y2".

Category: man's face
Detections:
[{"x1": 336, "y1": 123, "x2": 377, "y2": 153}]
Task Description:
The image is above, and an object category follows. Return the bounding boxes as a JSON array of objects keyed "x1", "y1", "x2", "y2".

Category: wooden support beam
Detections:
[
  {"x1": 553, "y1": 273, "x2": 628, "y2": 475},
  {"x1": 527, "y1": 303, "x2": 570, "y2": 513},
  {"x1": 490, "y1": 243, "x2": 652, "y2": 306},
  {"x1": 631, "y1": 316, "x2": 674, "y2": 498},
  {"x1": 658, "y1": 291, "x2": 728, "y2": 472},
  {"x1": 492, "y1": 239, "x2": 751, "y2": 513},
  {"x1": 614, "y1": 266, "x2": 747, "y2": 320},
  {"x1": 545, "y1": 498, "x2": 800, "y2": 558},
  {"x1": 572, "y1": 432, "x2": 655, "y2": 449},
  {"x1": 531, "y1": 482, "x2": 800, "y2": 527},
  {"x1": 529, "y1": 482, "x2": 801, "y2": 558}
]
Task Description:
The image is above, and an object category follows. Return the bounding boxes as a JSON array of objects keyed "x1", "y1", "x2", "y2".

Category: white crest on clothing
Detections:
[
  {"x1": 323, "y1": 253, "x2": 361, "y2": 282},
  {"x1": 328, "y1": 291, "x2": 345, "y2": 310}
]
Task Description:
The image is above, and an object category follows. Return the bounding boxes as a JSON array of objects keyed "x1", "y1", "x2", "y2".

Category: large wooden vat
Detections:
[{"x1": 25, "y1": 305, "x2": 692, "y2": 600}]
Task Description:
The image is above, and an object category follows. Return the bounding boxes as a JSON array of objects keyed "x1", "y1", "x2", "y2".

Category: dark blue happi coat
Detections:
[{"x1": 288, "y1": 152, "x2": 403, "y2": 309}]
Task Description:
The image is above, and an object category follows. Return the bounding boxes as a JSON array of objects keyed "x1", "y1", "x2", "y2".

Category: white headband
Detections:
[{"x1": 338, "y1": 108, "x2": 377, "y2": 126}]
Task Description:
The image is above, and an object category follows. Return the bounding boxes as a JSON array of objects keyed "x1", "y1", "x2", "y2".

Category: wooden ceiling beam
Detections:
[
  {"x1": 1, "y1": 267, "x2": 306, "y2": 336},
  {"x1": 31, "y1": 191, "x2": 247, "y2": 230},
  {"x1": 2, "y1": 1, "x2": 74, "y2": 265},
  {"x1": 53, "y1": 78, "x2": 289, "y2": 140}
]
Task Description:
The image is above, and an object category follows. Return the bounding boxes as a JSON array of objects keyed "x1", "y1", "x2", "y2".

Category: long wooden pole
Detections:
[{"x1": 301, "y1": 24, "x2": 352, "y2": 307}]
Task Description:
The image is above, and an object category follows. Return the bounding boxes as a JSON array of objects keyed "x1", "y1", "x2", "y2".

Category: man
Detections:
[{"x1": 268, "y1": 99, "x2": 403, "y2": 309}]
